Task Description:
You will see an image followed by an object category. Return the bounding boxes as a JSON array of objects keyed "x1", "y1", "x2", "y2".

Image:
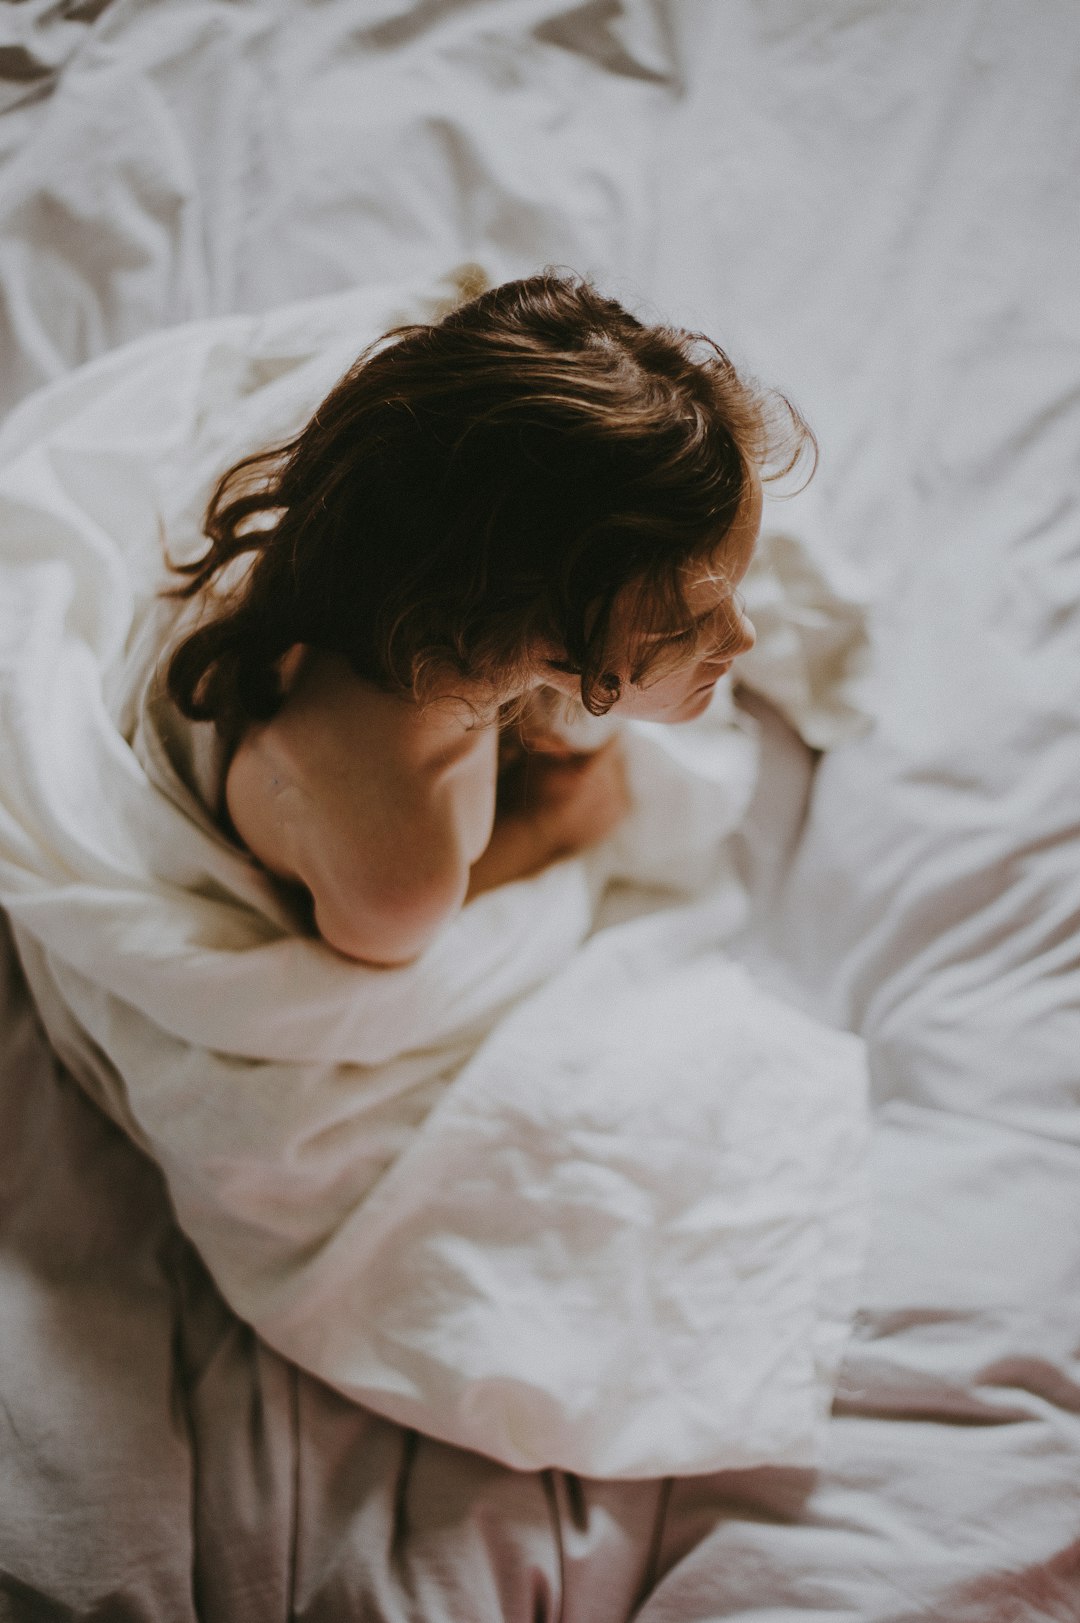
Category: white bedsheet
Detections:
[
  {"x1": 2, "y1": 0, "x2": 1079, "y2": 1614},
  {"x1": 0, "y1": 274, "x2": 868, "y2": 1478}
]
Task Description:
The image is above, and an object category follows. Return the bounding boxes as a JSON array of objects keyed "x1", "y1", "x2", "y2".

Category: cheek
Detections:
[{"x1": 618, "y1": 664, "x2": 705, "y2": 717}]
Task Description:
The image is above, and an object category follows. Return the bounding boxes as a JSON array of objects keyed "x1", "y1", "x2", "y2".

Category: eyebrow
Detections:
[
  {"x1": 642, "y1": 604, "x2": 720, "y2": 641},
  {"x1": 545, "y1": 593, "x2": 735, "y2": 674}
]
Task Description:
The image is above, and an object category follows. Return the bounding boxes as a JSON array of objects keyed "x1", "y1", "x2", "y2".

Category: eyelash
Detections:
[{"x1": 666, "y1": 594, "x2": 747, "y2": 655}]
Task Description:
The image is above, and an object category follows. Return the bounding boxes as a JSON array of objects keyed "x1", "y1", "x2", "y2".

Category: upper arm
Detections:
[
  {"x1": 303, "y1": 813, "x2": 472, "y2": 967},
  {"x1": 225, "y1": 705, "x2": 497, "y2": 967}
]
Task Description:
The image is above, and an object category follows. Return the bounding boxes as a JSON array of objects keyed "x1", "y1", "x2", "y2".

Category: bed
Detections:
[{"x1": 1, "y1": 1, "x2": 1078, "y2": 1618}]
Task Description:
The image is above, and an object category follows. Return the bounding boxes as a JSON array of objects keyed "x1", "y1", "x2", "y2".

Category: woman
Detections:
[{"x1": 165, "y1": 270, "x2": 813, "y2": 965}]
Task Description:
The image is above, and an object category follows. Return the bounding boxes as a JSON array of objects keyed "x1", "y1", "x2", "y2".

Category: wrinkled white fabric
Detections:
[{"x1": 0, "y1": 271, "x2": 868, "y2": 1476}]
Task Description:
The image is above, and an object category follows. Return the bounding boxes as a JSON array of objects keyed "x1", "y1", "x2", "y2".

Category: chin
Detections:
[{"x1": 687, "y1": 689, "x2": 718, "y2": 717}]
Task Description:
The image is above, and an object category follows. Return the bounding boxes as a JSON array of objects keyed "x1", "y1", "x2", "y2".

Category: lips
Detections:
[{"x1": 696, "y1": 661, "x2": 732, "y2": 691}]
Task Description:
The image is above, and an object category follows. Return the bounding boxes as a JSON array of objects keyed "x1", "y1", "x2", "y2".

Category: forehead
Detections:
[{"x1": 681, "y1": 468, "x2": 762, "y2": 606}]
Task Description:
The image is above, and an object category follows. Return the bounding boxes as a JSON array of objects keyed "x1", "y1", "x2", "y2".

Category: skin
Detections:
[
  {"x1": 539, "y1": 466, "x2": 761, "y2": 724},
  {"x1": 225, "y1": 470, "x2": 761, "y2": 966}
]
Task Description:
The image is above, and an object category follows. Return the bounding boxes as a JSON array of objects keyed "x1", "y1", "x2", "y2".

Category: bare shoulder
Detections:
[{"x1": 225, "y1": 649, "x2": 498, "y2": 964}]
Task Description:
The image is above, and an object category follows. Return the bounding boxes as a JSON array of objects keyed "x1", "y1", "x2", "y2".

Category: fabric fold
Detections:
[{"x1": 0, "y1": 270, "x2": 869, "y2": 1476}]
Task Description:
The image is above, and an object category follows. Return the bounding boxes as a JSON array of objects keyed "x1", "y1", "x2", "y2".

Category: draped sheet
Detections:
[
  {"x1": 0, "y1": 272, "x2": 868, "y2": 1478},
  {"x1": 2, "y1": 0, "x2": 1079, "y2": 1615}
]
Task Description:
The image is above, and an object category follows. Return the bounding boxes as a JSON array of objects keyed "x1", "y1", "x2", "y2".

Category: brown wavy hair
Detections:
[{"x1": 165, "y1": 269, "x2": 815, "y2": 738}]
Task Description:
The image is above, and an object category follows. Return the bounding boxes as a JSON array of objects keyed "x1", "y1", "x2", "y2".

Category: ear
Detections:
[
  {"x1": 535, "y1": 663, "x2": 582, "y2": 698},
  {"x1": 278, "y1": 644, "x2": 308, "y2": 691}
]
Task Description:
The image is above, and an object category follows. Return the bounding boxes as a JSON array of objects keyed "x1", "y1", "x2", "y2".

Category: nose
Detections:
[{"x1": 735, "y1": 610, "x2": 756, "y2": 656}]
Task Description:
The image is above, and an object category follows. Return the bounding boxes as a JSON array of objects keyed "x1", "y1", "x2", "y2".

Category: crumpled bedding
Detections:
[
  {"x1": 4, "y1": 0, "x2": 1080, "y2": 1614},
  {"x1": 0, "y1": 269, "x2": 869, "y2": 1478}
]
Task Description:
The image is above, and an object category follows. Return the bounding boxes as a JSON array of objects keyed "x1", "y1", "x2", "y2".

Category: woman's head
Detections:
[{"x1": 166, "y1": 269, "x2": 814, "y2": 734}]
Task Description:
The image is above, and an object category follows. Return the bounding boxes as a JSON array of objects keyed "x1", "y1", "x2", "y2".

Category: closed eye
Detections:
[{"x1": 654, "y1": 593, "x2": 737, "y2": 651}]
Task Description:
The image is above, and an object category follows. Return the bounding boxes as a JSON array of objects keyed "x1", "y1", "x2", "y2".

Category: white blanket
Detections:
[{"x1": 0, "y1": 269, "x2": 868, "y2": 1477}]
